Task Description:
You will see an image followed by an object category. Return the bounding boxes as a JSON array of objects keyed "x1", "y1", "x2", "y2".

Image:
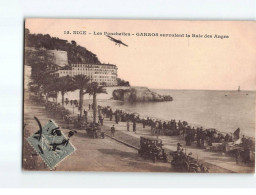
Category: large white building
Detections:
[{"x1": 56, "y1": 63, "x2": 118, "y2": 86}]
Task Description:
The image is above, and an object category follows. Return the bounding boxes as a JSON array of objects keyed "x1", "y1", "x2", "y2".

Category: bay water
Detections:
[{"x1": 59, "y1": 89, "x2": 256, "y2": 137}]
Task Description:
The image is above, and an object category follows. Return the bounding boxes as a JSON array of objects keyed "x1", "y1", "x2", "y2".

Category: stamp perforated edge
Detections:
[{"x1": 26, "y1": 120, "x2": 77, "y2": 170}]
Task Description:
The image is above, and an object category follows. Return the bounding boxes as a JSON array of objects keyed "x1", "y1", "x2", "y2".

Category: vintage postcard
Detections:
[{"x1": 23, "y1": 19, "x2": 255, "y2": 173}]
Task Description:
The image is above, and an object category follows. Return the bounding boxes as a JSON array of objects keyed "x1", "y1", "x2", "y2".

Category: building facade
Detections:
[
  {"x1": 56, "y1": 63, "x2": 118, "y2": 86},
  {"x1": 46, "y1": 49, "x2": 68, "y2": 67}
]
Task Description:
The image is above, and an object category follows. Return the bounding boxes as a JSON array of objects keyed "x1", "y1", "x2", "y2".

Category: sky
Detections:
[{"x1": 26, "y1": 19, "x2": 256, "y2": 90}]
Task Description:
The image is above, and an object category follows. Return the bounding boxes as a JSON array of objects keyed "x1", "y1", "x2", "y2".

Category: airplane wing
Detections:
[
  {"x1": 120, "y1": 42, "x2": 128, "y2": 47},
  {"x1": 106, "y1": 35, "x2": 128, "y2": 47},
  {"x1": 106, "y1": 35, "x2": 116, "y2": 41}
]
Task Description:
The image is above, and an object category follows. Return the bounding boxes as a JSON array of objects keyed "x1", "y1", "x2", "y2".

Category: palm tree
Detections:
[
  {"x1": 86, "y1": 82, "x2": 107, "y2": 124},
  {"x1": 73, "y1": 75, "x2": 90, "y2": 116},
  {"x1": 56, "y1": 76, "x2": 74, "y2": 106}
]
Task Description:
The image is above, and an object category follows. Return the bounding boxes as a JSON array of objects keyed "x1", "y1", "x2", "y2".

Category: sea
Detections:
[{"x1": 58, "y1": 89, "x2": 256, "y2": 138}]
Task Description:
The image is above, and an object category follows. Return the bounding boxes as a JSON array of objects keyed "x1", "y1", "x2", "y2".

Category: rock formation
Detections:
[{"x1": 112, "y1": 87, "x2": 173, "y2": 102}]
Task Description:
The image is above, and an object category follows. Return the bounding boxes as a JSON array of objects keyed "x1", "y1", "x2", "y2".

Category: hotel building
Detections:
[{"x1": 56, "y1": 63, "x2": 118, "y2": 86}]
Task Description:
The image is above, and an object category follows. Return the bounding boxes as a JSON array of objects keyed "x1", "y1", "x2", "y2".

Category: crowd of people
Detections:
[
  {"x1": 42, "y1": 97, "x2": 254, "y2": 164},
  {"x1": 98, "y1": 105, "x2": 255, "y2": 163},
  {"x1": 99, "y1": 105, "x2": 236, "y2": 145}
]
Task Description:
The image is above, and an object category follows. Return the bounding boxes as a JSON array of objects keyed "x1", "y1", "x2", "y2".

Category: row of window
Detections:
[
  {"x1": 93, "y1": 79, "x2": 116, "y2": 82},
  {"x1": 59, "y1": 71, "x2": 116, "y2": 77},
  {"x1": 58, "y1": 72, "x2": 117, "y2": 82},
  {"x1": 73, "y1": 68, "x2": 116, "y2": 72},
  {"x1": 96, "y1": 75, "x2": 112, "y2": 78},
  {"x1": 71, "y1": 68, "x2": 116, "y2": 74},
  {"x1": 71, "y1": 64, "x2": 116, "y2": 69}
]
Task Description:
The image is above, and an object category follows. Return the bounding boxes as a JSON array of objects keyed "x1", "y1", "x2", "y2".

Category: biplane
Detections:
[{"x1": 106, "y1": 35, "x2": 128, "y2": 47}]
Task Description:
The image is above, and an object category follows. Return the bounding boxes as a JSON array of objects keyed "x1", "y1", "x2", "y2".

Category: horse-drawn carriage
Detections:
[
  {"x1": 138, "y1": 136, "x2": 168, "y2": 163},
  {"x1": 85, "y1": 123, "x2": 105, "y2": 139}
]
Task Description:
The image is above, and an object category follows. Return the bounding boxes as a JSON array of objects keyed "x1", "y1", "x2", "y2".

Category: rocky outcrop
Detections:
[{"x1": 112, "y1": 87, "x2": 173, "y2": 102}]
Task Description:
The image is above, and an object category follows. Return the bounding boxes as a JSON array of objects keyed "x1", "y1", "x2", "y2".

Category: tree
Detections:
[
  {"x1": 86, "y1": 82, "x2": 107, "y2": 124},
  {"x1": 73, "y1": 75, "x2": 90, "y2": 116},
  {"x1": 29, "y1": 71, "x2": 50, "y2": 98},
  {"x1": 55, "y1": 76, "x2": 74, "y2": 106},
  {"x1": 117, "y1": 78, "x2": 130, "y2": 86},
  {"x1": 100, "y1": 82, "x2": 107, "y2": 87},
  {"x1": 41, "y1": 75, "x2": 58, "y2": 102},
  {"x1": 25, "y1": 29, "x2": 101, "y2": 64},
  {"x1": 43, "y1": 75, "x2": 60, "y2": 103},
  {"x1": 71, "y1": 40, "x2": 77, "y2": 46}
]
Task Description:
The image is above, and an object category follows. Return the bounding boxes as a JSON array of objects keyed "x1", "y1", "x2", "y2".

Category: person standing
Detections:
[
  {"x1": 151, "y1": 121, "x2": 155, "y2": 135},
  {"x1": 142, "y1": 119, "x2": 146, "y2": 128},
  {"x1": 83, "y1": 109, "x2": 88, "y2": 123},
  {"x1": 83, "y1": 109, "x2": 87, "y2": 117},
  {"x1": 109, "y1": 109, "x2": 112, "y2": 120},
  {"x1": 234, "y1": 128, "x2": 240, "y2": 140},
  {"x1": 98, "y1": 114, "x2": 102, "y2": 124},
  {"x1": 115, "y1": 112, "x2": 119, "y2": 124},
  {"x1": 100, "y1": 117, "x2": 104, "y2": 126},
  {"x1": 158, "y1": 120, "x2": 162, "y2": 134},
  {"x1": 133, "y1": 120, "x2": 136, "y2": 133},
  {"x1": 111, "y1": 125, "x2": 115, "y2": 137},
  {"x1": 127, "y1": 120, "x2": 130, "y2": 131},
  {"x1": 177, "y1": 143, "x2": 184, "y2": 153}
]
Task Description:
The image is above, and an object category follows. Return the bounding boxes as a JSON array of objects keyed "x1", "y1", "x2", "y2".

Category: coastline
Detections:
[
  {"x1": 25, "y1": 95, "x2": 254, "y2": 173},
  {"x1": 61, "y1": 95, "x2": 255, "y2": 139}
]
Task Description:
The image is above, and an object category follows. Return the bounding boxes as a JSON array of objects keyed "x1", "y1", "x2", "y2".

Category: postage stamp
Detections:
[{"x1": 27, "y1": 118, "x2": 76, "y2": 169}]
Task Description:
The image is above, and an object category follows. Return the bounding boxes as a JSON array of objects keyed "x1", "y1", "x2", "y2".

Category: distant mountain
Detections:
[{"x1": 25, "y1": 28, "x2": 101, "y2": 64}]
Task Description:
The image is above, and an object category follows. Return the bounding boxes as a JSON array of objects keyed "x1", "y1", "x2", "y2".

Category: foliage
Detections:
[
  {"x1": 117, "y1": 78, "x2": 130, "y2": 86},
  {"x1": 55, "y1": 76, "x2": 75, "y2": 105},
  {"x1": 73, "y1": 75, "x2": 90, "y2": 116},
  {"x1": 86, "y1": 82, "x2": 107, "y2": 96},
  {"x1": 25, "y1": 28, "x2": 101, "y2": 64},
  {"x1": 73, "y1": 75, "x2": 90, "y2": 94},
  {"x1": 86, "y1": 82, "x2": 107, "y2": 123},
  {"x1": 25, "y1": 49, "x2": 57, "y2": 79}
]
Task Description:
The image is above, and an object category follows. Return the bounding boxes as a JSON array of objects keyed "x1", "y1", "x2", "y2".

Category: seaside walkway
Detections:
[
  {"x1": 101, "y1": 117, "x2": 254, "y2": 173},
  {"x1": 60, "y1": 103, "x2": 254, "y2": 173},
  {"x1": 23, "y1": 97, "x2": 172, "y2": 172}
]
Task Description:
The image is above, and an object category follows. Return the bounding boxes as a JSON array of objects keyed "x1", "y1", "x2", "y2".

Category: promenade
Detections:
[
  {"x1": 23, "y1": 96, "x2": 172, "y2": 172},
  {"x1": 101, "y1": 116, "x2": 254, "y2": 173},
  {"x1": 64, "y1": 102, "x2": 255, "y2": 173},
  {"x1": 63, "y1": 101, "x2": 255, "y2": 173},
  {"x1": 24, "y1": 93, "x2": 255, "y2": 173}
]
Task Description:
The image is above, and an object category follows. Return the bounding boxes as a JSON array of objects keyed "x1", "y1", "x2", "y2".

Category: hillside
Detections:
[{"x1": 25, "y1": 28, "x2": 101, "y2": 64}]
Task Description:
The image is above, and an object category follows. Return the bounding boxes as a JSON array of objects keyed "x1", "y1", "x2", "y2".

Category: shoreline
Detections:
[
  {"x1": 62, "y1": 99, "x2": 255, "y2": 139},
  {"x1": 56, "y1": 88, "x2": 255, "y2": 138},
  {"x1": 26, "y1": 95, "x2": 255, "y2": 173},
  {"x1": 151, "y1": 88, "x2": 256, "y2": 92}
]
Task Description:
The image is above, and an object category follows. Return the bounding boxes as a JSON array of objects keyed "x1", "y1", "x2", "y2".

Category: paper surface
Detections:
[{"x1": 23, "y1": 19, "x2": 255, "y2": 173}]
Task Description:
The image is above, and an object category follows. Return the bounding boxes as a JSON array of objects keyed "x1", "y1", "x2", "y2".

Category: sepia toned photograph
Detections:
[{"x1": 23, "y1": 19, "x2": 255, "y2": 173}]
